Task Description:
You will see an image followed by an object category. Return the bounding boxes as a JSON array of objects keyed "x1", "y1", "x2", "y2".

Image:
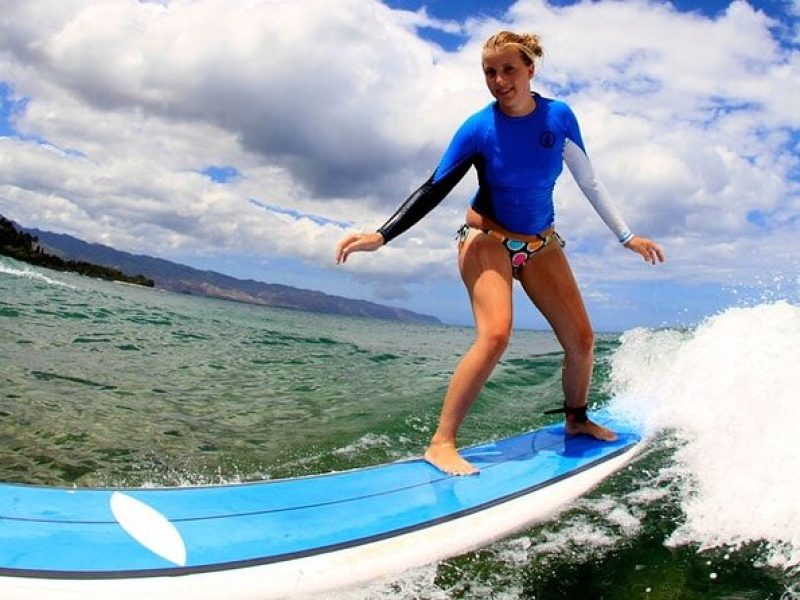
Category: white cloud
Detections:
[{"x1": 0, "y1": 0, "x2": 798, "y2": 312}]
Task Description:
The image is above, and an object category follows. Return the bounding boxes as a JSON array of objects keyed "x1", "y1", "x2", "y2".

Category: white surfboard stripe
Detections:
[{"x1": 110, "y1": 492, "x2": 187, "y2": 567}]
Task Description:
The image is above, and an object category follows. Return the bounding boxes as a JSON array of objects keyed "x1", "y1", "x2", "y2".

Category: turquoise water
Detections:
[{"x1": 1, "y1": 255, "x2": 798, "y2": 599}]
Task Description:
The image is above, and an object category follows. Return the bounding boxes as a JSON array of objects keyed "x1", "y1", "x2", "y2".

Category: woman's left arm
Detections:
[
  {"x1": 623, "y1": 235, "x2": 665, "y2": 265},
  {"x1": 561, "y1": 105, "x2": 665, "y2": 265}
]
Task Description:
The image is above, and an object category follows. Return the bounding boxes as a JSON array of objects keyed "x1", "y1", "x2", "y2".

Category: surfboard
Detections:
[{"x1": 0, "y1": 413, "x2": 641, "y2": 599}]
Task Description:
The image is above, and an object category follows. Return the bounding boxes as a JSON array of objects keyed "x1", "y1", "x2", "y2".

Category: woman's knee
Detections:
[
  {"x1": 478, "y1": 327, "x2": 512, "y2": 358},
  {"x1": 567, "y1": 327, "x2": 594, "y2": 360}
]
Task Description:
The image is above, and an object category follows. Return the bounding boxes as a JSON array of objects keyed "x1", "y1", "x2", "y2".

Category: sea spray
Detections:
[{"x1": 607, "y1": 301, "x2": 800, "y2": 573}]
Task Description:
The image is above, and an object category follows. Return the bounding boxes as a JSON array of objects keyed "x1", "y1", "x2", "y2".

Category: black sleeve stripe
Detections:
[{"x1": 377, "y1": 156, "x2": 474, "y2": 244}]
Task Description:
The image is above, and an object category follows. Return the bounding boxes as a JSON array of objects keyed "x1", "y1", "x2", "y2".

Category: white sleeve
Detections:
[{"x1": 563, "y1": 138, "x2": 634, "y2": 244}]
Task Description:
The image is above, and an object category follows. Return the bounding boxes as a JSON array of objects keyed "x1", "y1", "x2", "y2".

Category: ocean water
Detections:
[{"x1": 1, "y1": 255, "x2": 798, "y2": 599}]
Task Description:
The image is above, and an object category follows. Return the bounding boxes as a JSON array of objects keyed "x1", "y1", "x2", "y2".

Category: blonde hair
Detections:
[{"x1": 482, "y1": 31, "x2": 543, "y2": 66}]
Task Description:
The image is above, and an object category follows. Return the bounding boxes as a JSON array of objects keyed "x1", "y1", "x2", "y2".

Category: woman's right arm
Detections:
[
  {"x1": 375, "y1": 154, "x2": 475, "y2": 245},
  {"x1": 335, "y1": 115, "x2": 479, "y2": 264}
]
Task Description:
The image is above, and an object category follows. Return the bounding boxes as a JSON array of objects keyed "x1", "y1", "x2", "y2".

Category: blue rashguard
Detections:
[{"x1": 378, "y1": 93, "x2": 633, "y2": 244}]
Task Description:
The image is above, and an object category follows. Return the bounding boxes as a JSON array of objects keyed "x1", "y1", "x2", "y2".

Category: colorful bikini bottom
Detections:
[{"x1": 457, "y1": 224, "x2": 565, "y2": 279}]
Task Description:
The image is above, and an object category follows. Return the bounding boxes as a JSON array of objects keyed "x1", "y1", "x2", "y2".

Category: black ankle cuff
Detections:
[{"x1": 544, "y1": 403, "x2": 589, "y2": 423}]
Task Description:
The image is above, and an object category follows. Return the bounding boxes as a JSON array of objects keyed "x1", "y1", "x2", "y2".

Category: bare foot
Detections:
[
  {"x1": 565, "y1": 419, "x2": 618, "y2": 442},
  {"x1": 424, "y1": 442, "x2": 479, "y2": 476}
]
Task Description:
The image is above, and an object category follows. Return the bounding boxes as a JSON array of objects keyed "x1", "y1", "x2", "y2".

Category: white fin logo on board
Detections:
[{"x1": 110, "y1": 491, "x2": 188, "y2": 567}]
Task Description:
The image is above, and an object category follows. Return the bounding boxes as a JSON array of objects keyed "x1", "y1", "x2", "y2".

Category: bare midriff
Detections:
[{"x1": 465, "y1": 207, "x2": 555, "y2": 241}]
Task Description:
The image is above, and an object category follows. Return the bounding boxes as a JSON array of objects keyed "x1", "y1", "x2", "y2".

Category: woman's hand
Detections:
[
  {"x1": 624, "y1": 236, "x2": 665, "y2": 265},
  {"x1": 335, "y1": 231, "x2": 385, "y2": 264}
]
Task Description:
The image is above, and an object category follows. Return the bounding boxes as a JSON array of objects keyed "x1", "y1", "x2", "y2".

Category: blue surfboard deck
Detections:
[{"x1": 0, "y1": 417, "x2": 640, "y2": 581}]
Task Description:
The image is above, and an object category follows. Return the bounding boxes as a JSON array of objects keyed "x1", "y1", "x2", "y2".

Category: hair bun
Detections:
[{"x1": 483, "y1": 31, "x2": 544, "y2": 65}]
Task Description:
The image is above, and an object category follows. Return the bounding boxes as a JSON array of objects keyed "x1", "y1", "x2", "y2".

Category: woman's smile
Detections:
[{"x1": 482, "y1": 46, "x2": 535, "y2": 116}]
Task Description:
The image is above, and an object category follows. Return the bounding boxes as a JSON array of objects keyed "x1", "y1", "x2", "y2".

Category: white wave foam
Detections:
[
  {"x1": 580, "y1": 496, "x2": 644, "y2": 535},
  {"x1": 0, "y1": 261, "x2": 75, "y2": 289},
  {"x1": 499, "y1": 495, "x2": 644, "y2": 566},
  {"x1": 531, "y1": 517, "x2": 619, "y2": 557},
  {"x1": 329, "y1": 563, "x2": 450, "y2": 600},
  {"x1": 332, "y1": 433, "x2": 393, "y2": 457},
  {"x1": 607, "y1": 301, "x2": 800, "y2": 572},
  {"x1": 328, "y1": 559, "x2": 524, "y2": 600}
]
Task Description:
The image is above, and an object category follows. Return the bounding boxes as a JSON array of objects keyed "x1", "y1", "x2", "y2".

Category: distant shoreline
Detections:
[
  {"x1": 0, "y1": 216, "x2": 155, "y2": 287},
  {"x1": 1, "y1": 214, "x2": 440, "y2": 324}
]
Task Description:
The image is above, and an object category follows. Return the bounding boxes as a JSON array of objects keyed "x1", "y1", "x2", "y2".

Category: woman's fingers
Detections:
[
  {"x1": 335, "y1": 232, "x2": 384, "y2": 264},
  {"x1": 648, "y1": 242, "x2": 665, "y2": 264},
  {"x1": 335, "y1": 234, "x2": 358, "y2": 264},
  {"x1": 626, "y1": 236, "x2": 665, "y2": 265}
]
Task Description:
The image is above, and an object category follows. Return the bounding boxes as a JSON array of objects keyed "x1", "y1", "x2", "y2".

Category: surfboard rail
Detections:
[{"x1": 0, "y1": 419, "x2": 642, "y2": 599}]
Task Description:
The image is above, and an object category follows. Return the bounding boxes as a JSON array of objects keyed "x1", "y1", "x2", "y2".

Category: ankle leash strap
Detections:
[{"x1": 544, "y1": 403, "x2": 589, "y2": 423}]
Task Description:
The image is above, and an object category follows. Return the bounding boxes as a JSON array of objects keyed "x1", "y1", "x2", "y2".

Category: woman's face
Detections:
[{"x1": 482, "y1": 46, "x2": 535, "y2": 115}]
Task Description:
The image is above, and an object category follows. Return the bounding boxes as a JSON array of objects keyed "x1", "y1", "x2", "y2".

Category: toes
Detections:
[{"x1": 424, "y1": 448, "x2": 479, "y2": 476}]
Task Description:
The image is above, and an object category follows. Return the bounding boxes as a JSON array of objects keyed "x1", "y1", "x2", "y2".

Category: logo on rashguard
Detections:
[{"x1": 539, "y1": 131, "x2": 556, "y2": 148}]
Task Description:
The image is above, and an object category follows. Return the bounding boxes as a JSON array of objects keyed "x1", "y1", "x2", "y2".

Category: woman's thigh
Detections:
[
  {"x1": 458, "y1": 229, "x2": 514, "y2": 337},
  {"x1": 516, "y1": 242, "x2": 593, "y2": 351}
]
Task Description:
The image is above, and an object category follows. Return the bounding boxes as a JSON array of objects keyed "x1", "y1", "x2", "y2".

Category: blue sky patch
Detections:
[
  {"x1": 0, "y1": 81, "x2": 27, "y2": 137},
  {"x1": 381, "y1": 0, "x2": 512, "y2": 21},
  {"x1": 249, "y1": 199, "x2": 353, "y2": 228},
  {"x1": 542, "y1": 79, "x2": 589, "y2": 98},
  {"x1": 787, "y1": 130, "x2": 800, "y2": 182},
  {"x1": 415, "y1": 26, "x2": 465, "y2": 51},
  {"x1": 747, "y1": 209, "x2": 769, "y2": 229},
  {"x1": 201, "y1": 165, "x2": 240, "y2": 183},
  {"x1": 380, "y1": 0, "x2": 513, "y2": 50}
]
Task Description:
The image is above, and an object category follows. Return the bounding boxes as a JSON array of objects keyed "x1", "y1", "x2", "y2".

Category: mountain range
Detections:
[{"x1": 13, "y1": 222, "x2": 439, "y2": 324}]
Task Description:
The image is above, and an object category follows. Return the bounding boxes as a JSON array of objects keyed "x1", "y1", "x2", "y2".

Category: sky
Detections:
[{"x1": 1, "y1": 0, "x2": 798, "y2": 331}]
